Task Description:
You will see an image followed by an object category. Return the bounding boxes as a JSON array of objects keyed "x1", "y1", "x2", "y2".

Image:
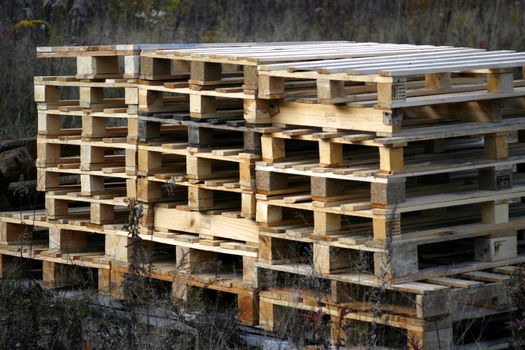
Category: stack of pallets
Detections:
[
  {"x1": 1, "y1": 44, "x2": 146, "y2": 290},
  {"x1": 0, "y1": 41, "x2": 524, "y2": 348},
  {"x1": 253, "y1": 47, "x2": 525, "y2": 349}
]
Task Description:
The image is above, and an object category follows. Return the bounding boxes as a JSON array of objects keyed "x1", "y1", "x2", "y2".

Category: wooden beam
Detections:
[
  {"x1": 258, "y1": 75, "x2": 285, "y2": 99},
  {"x1": 241, "y1": 192, "x2": 256, "y2": 219},
  {"x1": 189, "y1": 94, "x2": 216, "y2": 118},
  {"x1": 256, "y1": 201, "x2": 282, "y2": 228},
  {"x1": 186, "y1": 155, "x2": 212, "y2": 179},
  {"x1": 317, "y1": 79, "x2": 345, "y2": 104},
  {"x1": 244, "y1": 99, "x2": 272, "y2": 125},
  {"x1": 80, "y1": 174, "x2": 105, "y2": 196},
  {"x1": 377, "y1": 78, "x2": 407, "y2": 108},
  {"x1": 319, "y1": 140, "x2": 343, "y2": 167},
  {"x1": 190, "y1": 61, "x2": 222, "y2": 83},
  {"x1": 79, "y1": 86, "x2": 104, "y2": 109},
  {"x1": 371, "y1": 178, "x2": 406, "y2": 206},
  {"x1": 481, "y1": 199, "x2": 509, "y2": 224},
  {"x1": 372, "y1": 212, "x2": 401, "y2": 242},
  {"x1": 77, "y1": 56, "x2": 119, "y2": 78},
  {"x1": 138, "y1": 148, "x2": 161, "y2": 174},
  {"x1": 34, "y1": 85, "x2": 59, "y2": 103},
  {"x1": 82, "y1": 114, "x2": 106, "y2": 139},
  {"x1": 91, "y1": 203, "x2": 115, "y2": 225},
  {"x1": 487, "y1": 71, "x2": 513, "y2": 93},
  {"x1": 140, "y1": 56, "x2": 171, "y2": 79},
  {"x1": 313, "y1": 211, "x2": 340, "y2": 235},
  {"x1": 475, "y1": 233, "x2": 517, "y2": 262},
  {"x1": 484, "y1": 133, "x2": 508, "y2": 159},
  {"x1": 261, "y1": 136, "x2": 285, "y2": 163},
  {"x1": 80, "y1": 145, "x2": 105, "y2": 171},
  {"x1": 379, "y1": 146, "x2": 404, "y2": 174},
  {"x1": 425, "y1": 73, "x2": 451, "y2": 90},
  {"x1": 270, "y1": 102, "x2": 393, "y2": 133},
  {"x1": 38, "y1": 112, "x2": 61, "y2": 134},
  {"x1": 137, "y1": 177, "x2": 161, "y2": 202},
  {"x1": 188, "y1": 187, "x2": 214, "y2": 211},
  {"x1": 36, "y1": 168, "x2": 59, "y2": 191},
  {"x1": 374, "y1": 248, "x2": 418, "y2": 280}
]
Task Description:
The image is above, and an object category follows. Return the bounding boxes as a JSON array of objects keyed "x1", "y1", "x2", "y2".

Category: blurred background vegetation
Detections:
[{"x1": 2, "y1": 0, "x2": 525, "y2": 140}]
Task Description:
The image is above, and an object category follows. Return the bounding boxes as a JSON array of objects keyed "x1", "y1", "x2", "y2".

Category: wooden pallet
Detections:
[
  {"x1": 0, "y1": 244, "x2": 110, "y2": 289},
  {"x1": 138, "y1": 84, "x2": 245, "y2": 120},
  {"x1": 110, "y1": 260, "x2": 258, "y2": 325},
  {"x1": 38, "y1": 167, "x2": 135, "y2": 197},
  {"x1": 45, "y1": 190, "x2": 129, "y2": 225},
  {"x1": 106, "y1": 212, "x2": 259, "y2": 326},
  {"x1": 258, "y1": 267, "x2": 516, "y2": 349},
  {"x1": 36, "y1": 137, "x2": 134, "y2": 169},
  {"x1": 37, "y1": 155, "x2": 136, "y2": 198},
  {"x1": 0, "y1": 212, "x2": 259, "y2": 324},
  {"x1": 257, "y1": 49, "x2": 525, "y2": 134},
  {"x1": 0, "y1": 219, "x2": 104, "y2": 254},
  {"x1": 255, "y1": 165, "x2": 525, "y2": 217},
  {"x1": 138, "y1": 42, "x2": 447, "y2": 125},
  {"x1": 136, "y1": 42, "x2": 346, "y2": 80},
  {"x1": 140, "y1": 42, "x2": 450, "y2": 83},
  {"x1": 256, "y1": 148, "x2": 522, "y2": 209},
  {"x1": 36, "y1": 43, "x2": 215, "y2": 79},
  {"x1": 255, "y1": 261, "x2": 519, "y2": 347},
  {"x1": 257, "y1": 220, "x2": 525, "y2": 282},
  {"x1": 255, "y1": 182, "x2": 525, "y2": 283},
  {"x1": 0, "y1": 209, "x2": 259, "y2": 257},
  {"x1": 34, "y1": 77, "x2": 138, "y2": 112},
  {"x1": 136, "y1": 114, "x2": 268, "y2": 152},
  {"x1": 258, "y1": 120, "x2": 525, "y2": 168},
  {"x1": 136, "y1": 143, "x2": 258, "y2": 216},
  {"x1": 37, "y1": 44, "x2": 141, "y2": 79},
  {"x1": 37, "y1": 108, "x2": 138, "y2": 142}
]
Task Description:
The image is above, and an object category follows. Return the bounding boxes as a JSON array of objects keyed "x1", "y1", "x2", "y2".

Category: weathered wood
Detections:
[
  {"x1": 140, "y1": 56, "x2": 171, "y2": 79},
  {"x1": 370, "y1": 178, "x2": 406, "y2": 206},
  {"x1": 256, "y1": 170, "x2": 288, "y2": 192}
]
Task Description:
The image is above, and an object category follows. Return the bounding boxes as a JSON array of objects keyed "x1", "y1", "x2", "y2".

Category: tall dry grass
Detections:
[{"x1": 1, "y1": 0, "x2": 525, "y2": 140}]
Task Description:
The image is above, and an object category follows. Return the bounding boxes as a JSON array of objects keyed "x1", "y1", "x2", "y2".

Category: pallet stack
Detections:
[
  {"x1": 253, "y1": 48, "x2": 525, "y2": 349},
  {"x1": 0, "y1": 41, "x2": 524, "y2": 348}
]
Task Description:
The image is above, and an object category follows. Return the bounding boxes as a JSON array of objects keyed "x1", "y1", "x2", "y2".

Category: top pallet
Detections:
[
  {"x1": 37, "y1": 42, "x2": 320, "y2": 79},
  {"x1": 255, "y1": 45, "x2": 525, "y2": 112},
  {"x1": 36, "y1": 43, "x2": 192, "y2": 79},
  {"x1": 38, "y1": 41, "x2": 525, "y2": 134},
  {"x1": 35, "y1": 41, "x2": 350, "y2": 80},
  {"x1": 36, "y1": 43, "x2": 263, "y2": 57},
  {"x1": 143, "y1": 42, "x2": 451, "y2": 64},
  {"x1": 139, "y1": 42, "x2": 525, "y2": 132},
  {"x1": 139, "y1": 42, "x2": 453, "y2": 83}
]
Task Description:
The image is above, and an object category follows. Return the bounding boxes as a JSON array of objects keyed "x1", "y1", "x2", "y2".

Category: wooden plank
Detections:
[
  {"x1": 153, "y1": 207, "x2": 259, "y2": 243},
  {"x1": 425, "y1": 277, "x2": 483, "y2": 288},
  {"x1": 270, "y1": 102, "x2": 392, "y2": 133},
  {"x1": 461, "y1": 271, "x2": 511, "y2": 283}
]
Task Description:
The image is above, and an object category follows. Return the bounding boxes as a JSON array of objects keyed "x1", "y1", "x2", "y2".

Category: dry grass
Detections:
[{"x1": 1, "y1": 0, "x2": 525, "y2": 139}]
